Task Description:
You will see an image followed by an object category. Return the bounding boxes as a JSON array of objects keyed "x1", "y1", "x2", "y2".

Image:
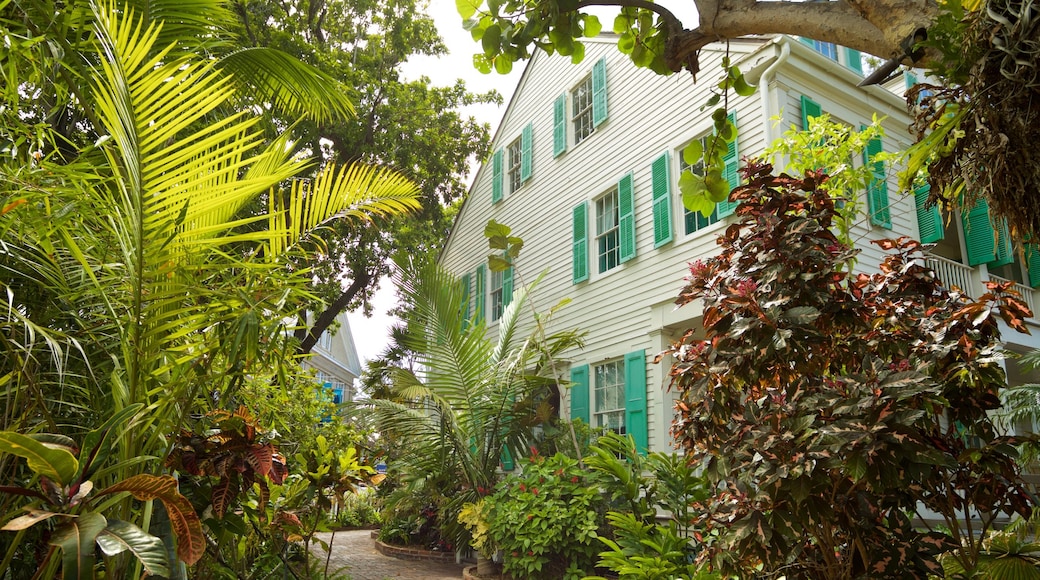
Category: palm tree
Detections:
[{"x1": 370, "y1": 255, "x2": 584, "y2": 550}]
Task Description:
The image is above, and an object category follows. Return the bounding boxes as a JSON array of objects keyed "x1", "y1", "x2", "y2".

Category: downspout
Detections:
[{"x1": 751, "y1": 39, "x2": 791, "y2": 166}]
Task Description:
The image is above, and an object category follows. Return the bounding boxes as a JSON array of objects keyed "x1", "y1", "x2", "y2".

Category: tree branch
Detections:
[
  {"x1": 662, "y1": 0, "x2": 934, "y2": 72},
  {"x1": 297, "y1": 271, "x2": 374, "y2": 355}
]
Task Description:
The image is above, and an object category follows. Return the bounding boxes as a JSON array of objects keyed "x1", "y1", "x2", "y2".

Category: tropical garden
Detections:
[{"x1": 3, "y1": 0, "x2": 1040, "y2": 577}]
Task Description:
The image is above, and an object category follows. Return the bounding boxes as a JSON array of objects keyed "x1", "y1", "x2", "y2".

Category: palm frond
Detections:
[
  {"x1": 267, "y1": 162, "x2": 420, "y2": 258},
  {"x1": 217, "y1": 47, "x2": 356, "y2": 124},
  {"x1": 124, "y1": 0, "x2": 235, "y2": 53}
]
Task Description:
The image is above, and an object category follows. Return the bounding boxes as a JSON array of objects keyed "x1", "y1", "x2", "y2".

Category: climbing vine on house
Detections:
[{"x1": 667, "y1": 161, "x2": 1037, "y2": 579}]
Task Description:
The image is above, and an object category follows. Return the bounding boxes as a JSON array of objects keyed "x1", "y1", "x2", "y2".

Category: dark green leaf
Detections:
[{"x1": 51, "y1": 512, "x2": 106, "y2": 580}]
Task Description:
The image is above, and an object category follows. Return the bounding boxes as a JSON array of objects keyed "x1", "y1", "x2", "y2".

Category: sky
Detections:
[{"x1": 344, "y1": 0, "x2": 523, "y2": 365}]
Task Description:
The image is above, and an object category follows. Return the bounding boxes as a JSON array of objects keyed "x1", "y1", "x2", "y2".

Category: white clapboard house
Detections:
[{"x1": 439, "y1": 34, "x2": 1040, "y2": 455}]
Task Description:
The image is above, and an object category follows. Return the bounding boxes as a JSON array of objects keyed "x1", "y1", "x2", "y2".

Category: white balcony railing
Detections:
[
  {"x1": 924, "y1": 254, "x2": 975, "y2": 297},
  {"x1": 923, "y1": 253, "x2": 1038, "y2": 321}
]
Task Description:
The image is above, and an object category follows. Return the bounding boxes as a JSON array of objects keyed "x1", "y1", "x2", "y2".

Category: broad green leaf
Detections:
[
  {"x1": 51, "y1": 512, "x2": 106, "y2": 580},
  {"x1": 482, "y1": 24, "x2": 501, "y2": 53},
  {"x1": 456, "y1": 0, "x2": 481, "y2": 19},
  {"x1": 733, "y1": 73, "x2": 756, "y2": 96},
  {"x1": 683, "y1": 140, "x2": 703, "y2": 165},
  {"x1": 0, "y1": 432, "x2": 78, "y2": 487},
  {"x1": 569, "y1": 41, "x2": 585, "y2": 64},
  {"x1": 97, "y1": 475, "x2": 204, "y2": 566},
  {"x1": 705, "y1": 170, "x2": 729, "y2": 203},
  {"x1": 583, "y1": 15, "x2": 602, "y2": 37},
  {"x1": 680, "y1": 175, "x2": 716, "y2": 218},
  {"x1": 494, "y1": 55, "x2": 513, "y2": 74},
  {"x1": 96, "y1": 519, "x2": 171, "y2": 578},
  {"x1": 718, "y1": 119, "x2": 736, "y2": 142},
  {"x1": 473, "y1": 53, "x2": 493, "y2": 74},
  {"x1": 617, "y1": 32, "x2": 635, "y2": 54},
  {"x1": 488, "y1": 254, "x2": 511, "y2": 272},
  {"x1": 484, "y1": 220, "x2": 512, "y2": 239}
]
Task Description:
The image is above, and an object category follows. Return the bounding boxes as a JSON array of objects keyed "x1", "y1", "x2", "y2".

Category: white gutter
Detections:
[{"x1": 745, "y1": 39, "x2": 791, "y2": 166}]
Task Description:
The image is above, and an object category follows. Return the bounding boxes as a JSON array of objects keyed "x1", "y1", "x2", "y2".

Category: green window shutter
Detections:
[
  {"x1": 800, "y1": 95, "x2": 822, "y2": 131},
  {"x1": 963, "y1": 199, "x2": 997, "y2": 266},
  {"x1": 474, "y1": 264, "x2": 486, "y2": 323},
  {"x1": 799, "y1": 36, "x2": 815, "y2": 47},
  {"x1": 650, "y1": 152, "x2": 673, "y2": 247},
  {"x1": 503, "y1": 265, "x2": 514, "y2": 307},
  {"x1": 618, "y1": 173, "x2": 636, "y2": 262},
  {"x1": 915, "y1": 185, "x2": 944, "y2": 243},
  {"x1": 624, "y1": 350, "x2": 648, "y2": 455},
  {"x1": 501, "y1": 446, "x2": 514, "y2": 471},
  {"x1": 492, "y1": 149, "x2": 503, "y2": 203},
  {"x1": 460, "y1": 273, "x2": 472, "y2": 327},
  {"x1": 592, "y1": 56, "x2": 608, "y2": 127},
  {"x1": 553, "y1": 94, "x2": 567, "y2": 157},
  {"x1": 570, "y1": 364, "x2": 590, "y2": 424},
  {"x1": 572, "y1": 201, "x2": 589, "y2": 283},
  {"x1": 1027, "y1": 245, "x2": 1040, "y2": 288},
  {"x1": 991, "y1": 219, "x2": 1014, "y2": 268},
  {"x1": 905, "y1": 71, "x2": 918, "y2": 90},
  {"x1": 717, "y1": 111, "x2": 740, "y2": 218},
  {"x1": 844, "y1": 47, "x2": 863, "y2": 74},
  {"x1": 863, "y1": 129, "x2": 891, "y2": 229},
  {"x1": 521, "y1": 122, "x2": 533, "y2": 181}
]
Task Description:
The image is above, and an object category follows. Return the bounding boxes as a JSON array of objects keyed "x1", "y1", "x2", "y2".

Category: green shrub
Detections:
[
  {"x1": 485, "y1": 452, "x2": 605, "y2": 579},
  {"x1": 335, "y1": 488, "x2": 382, "y2": 528},
  {"x1": 584, "y1": 433, "x2": 719, "y2": 580}
]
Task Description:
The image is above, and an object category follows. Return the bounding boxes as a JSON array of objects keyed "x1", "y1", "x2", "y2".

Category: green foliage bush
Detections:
[
  {"x1": 485, "y1": 452, "x2": 605, "y2": 579},
  {"x1": 584, "y1": 433, "x2": 719, "y2": 580},
  {"x1": 334, "y1": 488, "x2": 382, "y2": 529}
]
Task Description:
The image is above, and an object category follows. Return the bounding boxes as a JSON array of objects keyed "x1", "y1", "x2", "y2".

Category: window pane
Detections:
[
  {"x1": 508, "y1": 138, "x2": 522, "y2": 194},
  {"x1": 571, "y1": 76, "x2": 594, "y2": 144}
]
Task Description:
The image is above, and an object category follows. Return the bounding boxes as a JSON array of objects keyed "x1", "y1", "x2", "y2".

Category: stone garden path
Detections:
[{"x1": 312, "y1": 530, "x2": 467, "y2": 580}]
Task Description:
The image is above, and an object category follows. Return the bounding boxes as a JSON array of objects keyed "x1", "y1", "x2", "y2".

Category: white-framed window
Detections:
[
  {"x1": 594, "y1": 359, "x2": 625, "y2": 434},
  {"x1": 595, "y1": 187, "x2": 620, "y2": 273},
  {"x1": 317, "y1": 331, "x2": 332, "y2": 351},
  {"x1": 571, "y1": 75, "x2": 594, "y2": 145},
  {"x1": 490, "y1": 268, "x2": 505, "y2": 321},
  {"x1": 678, "y1": 135, "x2": 721, "y2": 236},
  {"x1": 507, "y1": 137, "x2": 523, "y2": 194}
]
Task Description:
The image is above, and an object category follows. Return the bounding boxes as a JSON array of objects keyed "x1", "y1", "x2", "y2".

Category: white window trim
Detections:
[
  {"x1": 507, "y1": 137, "x2": 523, "y2": 194},
  {"x1": 594, "y1": 186, "x2": 620, "y2": 275},
  {"x1": 490, "y1": 268, "x2": 505, "y2": 321},
  {"x1": 593, "y1": 359, "x2": 625, "y2": 434},
  {"x1": 571, "y1": 74, "x2": 595, "y2": 146}
]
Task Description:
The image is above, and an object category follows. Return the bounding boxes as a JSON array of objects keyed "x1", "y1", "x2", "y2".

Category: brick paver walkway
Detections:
[{"x1": 311, "y1": 530, "x2": 467, "y2": 580}]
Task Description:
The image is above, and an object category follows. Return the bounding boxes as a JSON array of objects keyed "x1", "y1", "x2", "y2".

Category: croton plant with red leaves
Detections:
[{"x1": 666, "y1": 161, "x2": 1037, "y2": 579}]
